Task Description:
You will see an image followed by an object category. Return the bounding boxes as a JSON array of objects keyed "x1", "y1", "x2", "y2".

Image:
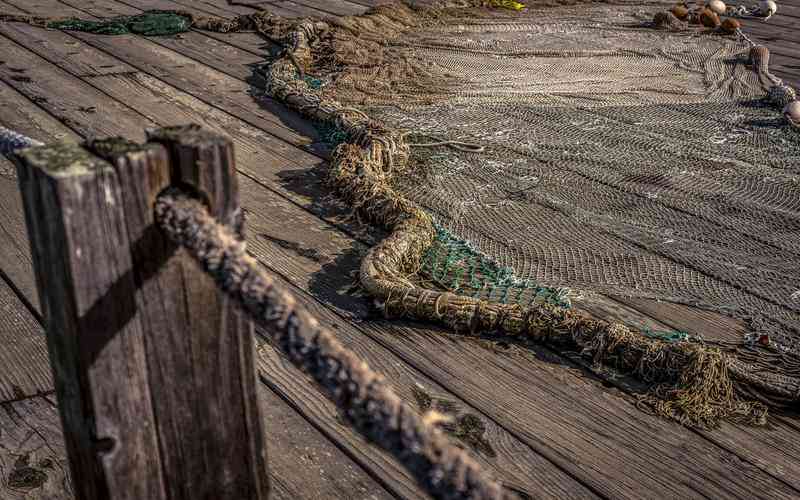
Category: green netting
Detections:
[
  {"x1": 46, "y1": 11, "x2": 191, "y2": 36},
  {"x1": 421, "y1": 225, "x2": 571, "y2": 308}
]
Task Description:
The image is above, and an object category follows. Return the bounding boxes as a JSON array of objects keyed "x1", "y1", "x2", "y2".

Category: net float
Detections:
[
  {"x1": 700, "y1": 8, "x2": 721, "y2": 28},
  {"x1": 670, "y1": 4, "x2": 690, "y2": 20},
  {"x1": 720, "y1": 17, "x2": 741, "y2": 34},
  {"x1": 760, "y1": 0, "x2": 778, "y2": 18},
  {"x1": 785, "y1": 101, "x2": 800, "y2": 125},
  {"x1": 706, "y1": 0, "x2": 726, "y2": 15}
]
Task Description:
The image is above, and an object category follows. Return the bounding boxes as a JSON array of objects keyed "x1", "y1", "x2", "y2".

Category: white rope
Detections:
[{"x1": 0, "y1": 126, "x2": 43, "y2": 157}]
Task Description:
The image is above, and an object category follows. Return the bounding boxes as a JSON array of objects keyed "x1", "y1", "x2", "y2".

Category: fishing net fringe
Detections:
[
  {"x1": 4, "y1": 2, "x2": 798, "y2": 427},
  {"x1": 248, "y1": 0, "x2": 800, "y2": 427}
]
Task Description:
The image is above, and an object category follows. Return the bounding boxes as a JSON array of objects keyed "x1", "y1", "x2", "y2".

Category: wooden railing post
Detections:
[{"x1": 13, "y1": 127, "x2": 269, "y2": 500}]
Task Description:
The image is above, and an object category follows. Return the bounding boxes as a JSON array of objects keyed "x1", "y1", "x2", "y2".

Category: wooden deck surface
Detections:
[{"x1": 0, "y1": 1, "x2": 799, "y2": 498}]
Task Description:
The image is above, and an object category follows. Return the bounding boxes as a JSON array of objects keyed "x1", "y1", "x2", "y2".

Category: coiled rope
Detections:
[{"x1": 154, "y1": 189, "x2": 510, "y2": 500}]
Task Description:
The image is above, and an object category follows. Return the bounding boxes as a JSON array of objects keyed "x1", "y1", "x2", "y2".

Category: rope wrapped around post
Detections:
[
  {"x1": 154, "y1": 189, "x2": 510, "y2": 500},
  {"x1": 0, "y1": 126, "x2": 42, "y2": 157}
]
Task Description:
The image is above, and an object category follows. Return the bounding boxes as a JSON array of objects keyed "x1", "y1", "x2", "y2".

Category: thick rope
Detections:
[
  {"x1": 0, "y1": 126, "x2": 42, "y2": 157},
  {"x1": 154, "y1": 190, "x2": 509, "y2": 500}
]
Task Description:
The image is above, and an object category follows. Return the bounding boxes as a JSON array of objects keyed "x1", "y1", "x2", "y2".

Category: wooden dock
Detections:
[{"x1": 0, "y1": 1, "x2": 799, "y2": 498}]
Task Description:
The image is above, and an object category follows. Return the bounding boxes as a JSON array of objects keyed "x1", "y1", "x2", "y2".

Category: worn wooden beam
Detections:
[
  {"x1": 12, "y1": 129, "x2": 268, "y2": 499},
  {"x1": 13, "y1": 141, "x2": 167, "y2": 500}
]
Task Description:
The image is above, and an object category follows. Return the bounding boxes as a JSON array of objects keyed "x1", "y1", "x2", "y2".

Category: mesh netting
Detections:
[
  {"x1": 47, "y1": 11, "x2": 192, "y2": 36},
  {"x1": 6, "y1": 0, "x2": 798, "y2": 425},
  {"x1": 255, "y1": 0, "x2": 800, "y2": 423},
  {"x1": 0, "y1": 11, "x2": 193, "y2": 36},
  {"x1": 313, "y1": 2, "x2": 800, "y2": 352}
]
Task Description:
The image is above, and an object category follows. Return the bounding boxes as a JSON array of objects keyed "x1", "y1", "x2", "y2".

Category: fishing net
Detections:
[
  {"x1": 48, "y1": 11, "x2": 191, "y2": 36},
  {"x1": 0, "y1": 11, "x2": 193, "y2": 36},
  {"x1": 4, "y1": 1, "x2": 799, "y2": 426},
  {"x1": 256, "y1": 0, "x2": 800, "y2": 426},
  {"x1": 340, "y1": 2, "x2": 800, "y2": 341}
]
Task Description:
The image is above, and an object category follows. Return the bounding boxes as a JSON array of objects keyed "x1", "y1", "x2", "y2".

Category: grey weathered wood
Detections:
[
  {"x1": 3, "y1": 0, "x2": 319, "y2": 146},
  {"x1": 90, "y1": 128, "x2": 269, "y2": 500},
  {"x1": 12, "y1": 130, "x2": 268, "y2": 499},
  {"x1": 2, "y1": 4, "x2": 800, "y2": 496},
  {"x1": 0, "y1": 396, "x2": 72, "y2": 500},
  {"x1": 0, "y1": 257, "x2": 51, "y2": 402},
  {"x1": 13, "y1": 141, "x2": 167, "y2": 500}
]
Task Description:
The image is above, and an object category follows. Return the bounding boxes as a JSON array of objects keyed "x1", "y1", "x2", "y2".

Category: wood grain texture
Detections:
[
  {"x1": 0, "y1": 397, "x2": 71, "y2": 500},
  {"x1": 90, "y1": 130, "x2": 269, "y2": 500},
  {"x1": 0, "y1": 82, "x2": 82, "y2": 312},
  {"x1": 14, "y1": 142, "x2": 167, "y2": 500},
  {"x1": 0, "y1": 390, "x2": 387, "y2": 500},
  {"x1": 0, "y1": 267, "x2": 51, "y2": 402},
  {"x1": 0, "y1": 42, "x2": 411, "y2": 500},
  {"x1": 0, "y1": 35, "x2": 154, "y2": 142},
  {"x1": 2, "y1": 0, "x2": 320, "y2": 149}
]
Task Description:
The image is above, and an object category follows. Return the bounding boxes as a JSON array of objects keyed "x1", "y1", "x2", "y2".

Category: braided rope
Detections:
[
  {"x1": 0, "y1": 126, "x2": 42, "y2": 157},
  {"x1": 154, "y1": 190, "x2": 509, "y2": 500}
]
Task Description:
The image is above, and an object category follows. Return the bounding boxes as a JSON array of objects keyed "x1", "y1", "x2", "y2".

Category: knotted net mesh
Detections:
[
  {"x1": 288, "y1": 0, "x2": 800, "y2": 413},
  {"x1": 6, "y1": 0, "x2": 796, "y2": 425}
]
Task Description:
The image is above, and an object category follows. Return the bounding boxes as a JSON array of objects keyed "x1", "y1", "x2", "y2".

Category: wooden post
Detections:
[{"x1": 13, "y1": 127, "x2": 269, "y2": 500}]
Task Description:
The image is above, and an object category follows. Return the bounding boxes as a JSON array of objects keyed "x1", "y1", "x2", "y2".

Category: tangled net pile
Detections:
[
  {"x1": 255, "y1": 0, "x2": 800, "y2": 427},
  {"x1": 3, "y1": 1, "x2": 799, "y2": 427}
]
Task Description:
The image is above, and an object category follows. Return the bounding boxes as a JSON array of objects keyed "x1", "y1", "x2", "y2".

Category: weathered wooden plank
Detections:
[
  {"x1": 0, "y1": 89, "x2": 395, "y2": 500},
  {"x1": 276, "y1": 0, "x2": 367, "y2": 17},
  {"x1": 2, "y1": 0, "x2": 320, "y2": 149},
  {"x1": 0, "y1": 37, "x2": 154, "y2": 142},
  {"x1": 584, "y1": 295, "x2": 800, "y2": 493},
  {"x1": 0, "y1": 388, "x2": 389, "y2": 500},
  {"x1": 0, "y1": 82, "x2": 83, "y2": 312},
  {"x1": 261, "y1": 0, "x2": 343, "y2": 18},
  {"x1": 0, "y1": 162, "x2": 40, "y2": 314},
  {"x1": 0, "y1": 396, "x2": 71, "y2": 500},
  {"x1": 0, "y1": 67, "x2": 597, "y2": 498},
  {"x1": 0, "y1": 266, "x2": 51, "y2": 402},
  {"x1": 247, "y1": 383, "x2": 393, "y2": 500},
  {"x1": 154, "y1": 0, "x2": 336, "y2": 18},
  {"x1": 0, "y1": 5, "x2": 134, "y2": 76},
  {"x1": 14, "y1": 141, "x2": 168, "y2": 500},
  {"x1": 97, "y1": 131, "x2": 269, "y2": 498}
]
